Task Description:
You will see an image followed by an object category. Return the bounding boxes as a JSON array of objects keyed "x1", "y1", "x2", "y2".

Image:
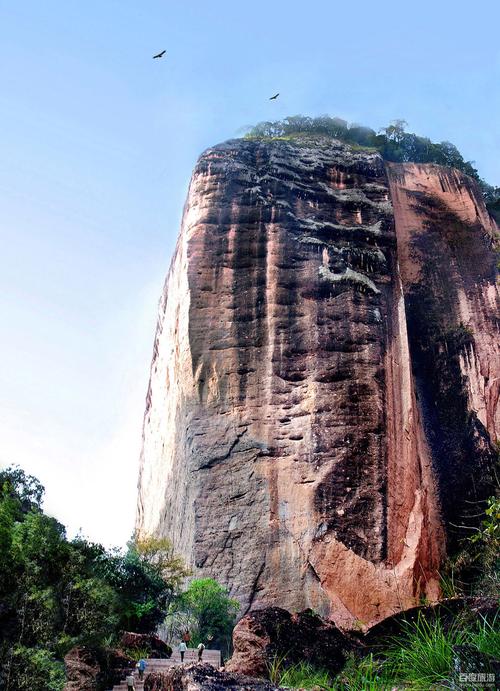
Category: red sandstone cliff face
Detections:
[
  {"x1": 135, "y1": 137, "x2": 498, "y2": 629},
  {"x1": 387, "y1": 163, "x2": 499, "y2": 547}
]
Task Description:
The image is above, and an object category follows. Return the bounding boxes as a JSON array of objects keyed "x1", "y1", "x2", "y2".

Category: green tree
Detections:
[
  {"x1": 59, "y1": 542, "x2": 120, "y2": 650},
  {"x1": 6, "y1": 512, "x2": 69, "y2": 649},
  {"x1": 0, "y1": 464, "x2": 187, "y2": 689},
  {"x1": 168, "y1": 578, "x2": 239, "y2": 654},
  {"x1": 133, "y1": 535, "x2": 190, "y2": 592},
  {"x1": 0, "y1": 466, "x2": 45, "y2": 513},
  {"x1": 381, "y1": 118, "x2": 408, "y2": 143},
  {"x1": 0, "y1": 485, "x2": 20, "y2": 594},
  {"x1": 96, "y1": 535, "x2": 189, "y2": 633}
]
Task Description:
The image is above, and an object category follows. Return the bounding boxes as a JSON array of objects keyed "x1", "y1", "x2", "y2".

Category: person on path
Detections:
[
  {"x1": 126, "y1": 672, "x2": 135, "y2": 691},
  {"x1": 179, "y1": 640, "x2": 187, "y2": 663},
  {"x1": 197, "y1": 642, "x2": 205, "y2": 662},
  {"x1": 137, "y1": 658, "x2": 147, "y2": 680}
]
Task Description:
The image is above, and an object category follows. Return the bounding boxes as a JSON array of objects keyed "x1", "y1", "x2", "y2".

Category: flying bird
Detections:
[
  {"x1": 269, "y1": 93, "x2": 279, "y2": 100},
  {"x1": 153, "y1": 50, "x2": 166, "y2": 59}
]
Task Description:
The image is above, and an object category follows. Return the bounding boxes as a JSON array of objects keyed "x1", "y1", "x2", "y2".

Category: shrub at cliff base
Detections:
[
  {"x1": 271, "y1": 612, "x2": 500, "y2": 689},
  {"x1": 164, "y1": 578, "x2": 239, "y2": 656}
]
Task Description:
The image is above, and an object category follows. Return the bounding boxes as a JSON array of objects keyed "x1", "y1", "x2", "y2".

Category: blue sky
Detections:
[{"x1": 1, "y1": 0, "x2": 499, "y2": 547}]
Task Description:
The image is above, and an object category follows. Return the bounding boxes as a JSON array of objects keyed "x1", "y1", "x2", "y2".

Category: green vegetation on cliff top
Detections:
[{"x1": 245, "y1": 116, "x2": 500, "y2": 212}]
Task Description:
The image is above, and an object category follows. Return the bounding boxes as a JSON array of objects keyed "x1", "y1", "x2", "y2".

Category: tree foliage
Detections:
[
  {"x1": 165, "y1": 578, "x2": 239, "y2": 655},
  {"x1": 0, "y1": 465, "x2": 44, "y2": 513},
  {"x1": 0, "y1": 465, "x2": 187, "y2": 690},
  {"x1": 98, "y1": 536, "x2": 190, "y2": 633},
  {"x1": 6, "y1": 646, "x2": 66, "y2": 691}
]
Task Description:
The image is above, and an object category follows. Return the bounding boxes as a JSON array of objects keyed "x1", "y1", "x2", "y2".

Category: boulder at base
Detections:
[
  {"x1": 227, "y1": 607, "x2": 358, "y2": 678},
  {"x1": 64, "y1": 647, "x2": 100, "y2": 691},
  {"x1": 144, "y1": 663, "x2": 281, "y2": 690},
  {"x1": 64, "y1": 646, "x2": 134, "y2": 690},
  {"x1": 121, "y1": 631, "x2": 172, "y2": 658}
]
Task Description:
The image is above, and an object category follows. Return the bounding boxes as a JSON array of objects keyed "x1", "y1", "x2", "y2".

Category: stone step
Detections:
[{"x1": 111, "y1": 652, "x2": 221, "y2": 690}]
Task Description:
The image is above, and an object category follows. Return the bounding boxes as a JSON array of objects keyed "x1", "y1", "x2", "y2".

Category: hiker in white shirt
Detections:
[{"x1": 179, "y1": 640, "x2": 187, "y2": 662}]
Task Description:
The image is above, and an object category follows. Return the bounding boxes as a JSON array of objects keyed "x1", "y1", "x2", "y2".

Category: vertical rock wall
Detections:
[
  {"x1": 387, "y1": 163, "x2": 499, "y2": 547},
  {"x1": 136, "y1": 138, "x2": 468, "y2": 628}
]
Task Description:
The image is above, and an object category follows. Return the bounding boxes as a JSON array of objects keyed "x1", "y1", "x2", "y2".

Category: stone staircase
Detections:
[{"x1": 111, "y1": 650, "x2": 222, "y2": 690}]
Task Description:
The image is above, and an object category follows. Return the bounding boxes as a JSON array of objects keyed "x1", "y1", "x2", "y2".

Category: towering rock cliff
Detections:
[{"x1": 136, "y1": 137, "x2": 499, "y2": 628}]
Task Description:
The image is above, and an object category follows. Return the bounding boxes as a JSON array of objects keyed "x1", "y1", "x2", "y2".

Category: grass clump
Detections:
[
  {"x1": 384, "y1": 614, "x2": 466, "y2": 688},
  {"x1": 331, "y1": 611, "x2": 499, "y2": 690},
  {"x1": 279, "y1": 661, "x2": 332, "y2": 689},
  {"x1": 332, "y1": 653, "x2": 395, "y2": 690},
  {"x1": 467, "y1": 613, "x2": 500, "y2": 659},
  {"x1": 121, "y1": 645, "x2": 151, "y2": 662},
  {"x1": 265, "y1": 611, "x2": 499, "y2": 689},
  {"x1": 266, "y1": 653, "x2": 288, "y2": 686},
  {"x1": 267, "y1": 655, "x2": 332, "y2": 689}
]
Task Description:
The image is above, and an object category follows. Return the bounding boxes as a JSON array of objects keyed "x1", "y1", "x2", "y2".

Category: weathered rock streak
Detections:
[{"x1": 137, "y1": 138, "x2": 498, "y2": 628}]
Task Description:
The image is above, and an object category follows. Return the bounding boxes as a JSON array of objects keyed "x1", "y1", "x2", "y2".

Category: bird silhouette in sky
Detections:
[
  {"x1": 153, "y1": 50, "x2": 166, "y2": 59},
  {"x1": 269, "y1": 93, "x2": 279, "y2": 100}
]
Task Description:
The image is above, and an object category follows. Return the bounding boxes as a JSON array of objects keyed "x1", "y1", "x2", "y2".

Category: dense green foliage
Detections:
[
  {"x1": 0, "y1": 466, "x2": 187, "y2": 690},
  {"x1": 164, "y1": 578, "x2": 239, "y2": 656},
  {"x1": 245, "y1": 115, "x2": 500, "y2": 211},
  {"x1": 5, "y1": 646, "x2": 66, "y2": 691}
]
